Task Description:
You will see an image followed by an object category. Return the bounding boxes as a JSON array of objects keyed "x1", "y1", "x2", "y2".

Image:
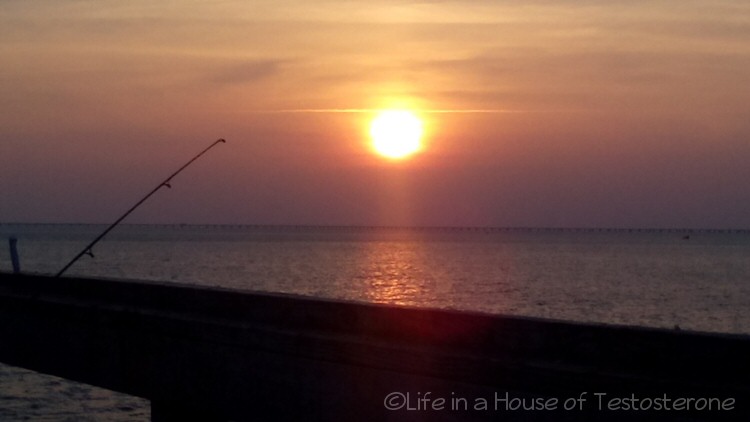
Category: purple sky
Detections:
[{"x1": 2, "y1": 1, "x2": 750, "y2": 228}]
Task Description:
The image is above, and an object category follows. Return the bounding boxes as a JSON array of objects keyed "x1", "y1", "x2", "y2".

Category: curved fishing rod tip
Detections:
[{"x1": 218, "y1": 138, "x2": 226, "y2": 143}]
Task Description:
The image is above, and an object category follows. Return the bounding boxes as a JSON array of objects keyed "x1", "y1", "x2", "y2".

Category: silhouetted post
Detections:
[{"x1": 9, "y1": 237, "x2": 20, "y2": 274}]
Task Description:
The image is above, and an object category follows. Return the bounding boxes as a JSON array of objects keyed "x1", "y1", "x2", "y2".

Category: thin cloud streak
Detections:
[{"x1": 240, "y1": 108, "x2": 593, "y2": 114}]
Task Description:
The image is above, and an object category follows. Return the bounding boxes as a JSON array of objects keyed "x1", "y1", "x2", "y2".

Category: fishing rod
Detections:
[{"x1": 55, "y1": 138, "x2": 226, "y2": 277}]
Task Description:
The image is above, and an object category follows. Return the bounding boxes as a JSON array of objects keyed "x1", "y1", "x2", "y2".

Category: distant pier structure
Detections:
[{"x1": 2, "y1": 221, "x2": 749, "y2": 236}]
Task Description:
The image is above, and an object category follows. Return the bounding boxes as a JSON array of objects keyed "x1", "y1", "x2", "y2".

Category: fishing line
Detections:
[{"x1": 55, "y1": 138, "x2": 226, "y2": 277}]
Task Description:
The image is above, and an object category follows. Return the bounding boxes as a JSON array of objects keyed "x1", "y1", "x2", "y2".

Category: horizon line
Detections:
[{"x1": 2, "y1": 222, "x2": 748, "y2": 233}]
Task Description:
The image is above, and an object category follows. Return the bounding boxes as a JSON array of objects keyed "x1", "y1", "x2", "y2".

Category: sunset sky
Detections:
[{"x1": 2, "y1": 0, "x2": 750, "y2": 228}]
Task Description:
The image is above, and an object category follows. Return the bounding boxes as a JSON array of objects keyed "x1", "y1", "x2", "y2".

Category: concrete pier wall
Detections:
[{"x1": 0, "y1": 272, "x2": 748, "y2": 421}]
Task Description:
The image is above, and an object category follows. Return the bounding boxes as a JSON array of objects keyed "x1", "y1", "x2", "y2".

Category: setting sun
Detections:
[{"x1": 369, "y1": 110, "x2": 423, "y2": 159}]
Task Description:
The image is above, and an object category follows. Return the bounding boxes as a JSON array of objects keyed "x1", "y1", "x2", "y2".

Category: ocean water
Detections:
[
  {"x1": 3, "y1": 224, "x2": 749, "y2": 332},
  {"x1": 1, "y1": 223, "x2": 749, "y2": 420}
]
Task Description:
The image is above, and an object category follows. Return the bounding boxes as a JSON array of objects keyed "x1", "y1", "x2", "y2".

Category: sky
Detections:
[{"x1": 1, "y1": 0, "x2": 750, "y2": 228}]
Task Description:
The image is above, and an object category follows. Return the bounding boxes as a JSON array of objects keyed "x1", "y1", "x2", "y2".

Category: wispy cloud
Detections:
[{"x1": 209, "y1": 60, "x2": 285, "y2": 85}]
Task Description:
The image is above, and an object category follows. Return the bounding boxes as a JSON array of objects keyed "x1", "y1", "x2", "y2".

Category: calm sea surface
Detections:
[{"x1": 1, "y1": 223, "x2": 749, "y2": 420}]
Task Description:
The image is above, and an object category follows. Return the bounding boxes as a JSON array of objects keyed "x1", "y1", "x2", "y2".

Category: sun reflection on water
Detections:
[{"x1": 355, "y1": 241, "x2": 436, "y2": 306}]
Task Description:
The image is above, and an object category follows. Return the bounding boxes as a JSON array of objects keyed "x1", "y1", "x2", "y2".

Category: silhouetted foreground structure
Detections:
[{"x1": 0, "y1": 273, "x2": 748, "y2": 421}]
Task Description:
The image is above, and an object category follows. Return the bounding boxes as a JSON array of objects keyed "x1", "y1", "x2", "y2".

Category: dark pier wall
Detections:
[{"x1": 0, "y1": 273, "x2": 748, "y2": 421}]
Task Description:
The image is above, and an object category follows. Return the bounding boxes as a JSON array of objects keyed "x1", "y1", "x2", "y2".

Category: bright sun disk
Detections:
[{"x1": 369, "y1": 110, "x2": 423, "y2": 159}]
